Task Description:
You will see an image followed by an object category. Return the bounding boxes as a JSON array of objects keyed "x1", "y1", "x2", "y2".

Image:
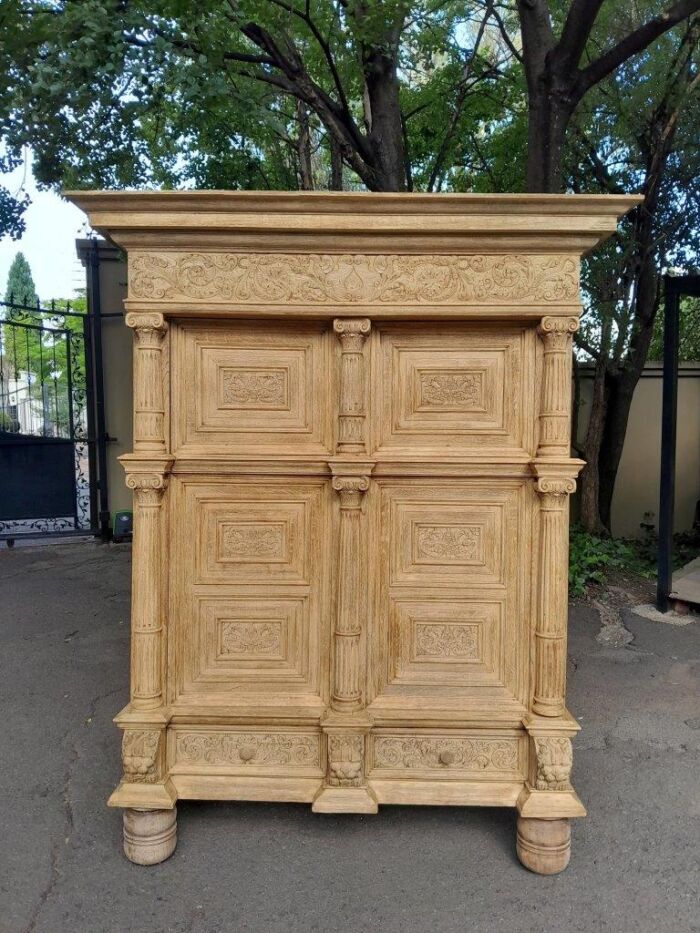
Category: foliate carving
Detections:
[
  {"x1": 221, "y1": 368, "x2": 287, "y2": 407},
  {"x1": 220, "y1": 522, "x2": 285, "y2": 559},
  {"x1": 122, "y1": 730, "x2": 161, "y2": 784},
  {"x1": 327, "y1": 735, "x2": 364, "y2": 787},
  {"x1": 129, "y1": 252, "x2": 579, "y2": 305},
  {"x1": 175, "y1": 732, "x2": 320, "y2": 767},
  {"x1": 220, "y1": 621, "x2": 282, "y2": 657},
  {"x1": 373, "y1": 737, "x2": 519, "y2": 772},
  {"x1": 332, "y1": 475, "x2": 370, "y2": 510},
  {"x1": 414, "y1": 622, "x2": 479, "y2": 660},
  {"x1": 419, "y1": 370, "x2": 483, "y2": 408},
  {"x1": 415, "y1": 524, "x2": 481, "y2": 562},
  {"x1": 533, "y1": 737, "x2": 573, "y2": 791}
]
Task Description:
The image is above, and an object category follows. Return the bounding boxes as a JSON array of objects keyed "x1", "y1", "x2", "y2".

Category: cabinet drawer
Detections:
[
  {"x1": 170, "y1": 728, "x2": 323, "y2": 776},
  {"x1": 368, "y1": 732, "x2": 526, "y2": 781}
]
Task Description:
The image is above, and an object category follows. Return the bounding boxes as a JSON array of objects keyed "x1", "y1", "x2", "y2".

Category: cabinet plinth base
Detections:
[
  {"x1": 516, "y1": 816, "x2": 570, "y2": 875},
  {"x1": 123, "y1": 807, "x2": 177, "y2": 866},
  {"x1": 312, "y1": 786, "x2": 378, "y2": 814}
]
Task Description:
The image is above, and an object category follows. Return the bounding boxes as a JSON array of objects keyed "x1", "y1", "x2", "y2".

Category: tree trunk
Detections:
[
  {"x1": 579, "y1": 359, "x2": 609, "y2": 534},
  {"x1": 296, "y1": 101, "x2": 314, "y2": 191},
  {"x1": 362, "y1": 50, "x2": 407, "y2": 191},
  {"x1": 329, "y1": 134, "x2": 343, "y2": 190},
  {"x1": 524, "y1": 84, "x2": 575, "y2": 193}
]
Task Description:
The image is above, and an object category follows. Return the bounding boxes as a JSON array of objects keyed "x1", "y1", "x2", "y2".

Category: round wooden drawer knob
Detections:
[{"x1": 439, "y1": 750, "x2": 455, "y2": 766}]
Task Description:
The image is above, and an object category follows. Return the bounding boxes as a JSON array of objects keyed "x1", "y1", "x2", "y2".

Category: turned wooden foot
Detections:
[
  {"x1": 516, "y1": 816, "x2": 570, "y2": 875},
  {"x1": 123, "y1": 807, "x2": 177, "y2": 865}
]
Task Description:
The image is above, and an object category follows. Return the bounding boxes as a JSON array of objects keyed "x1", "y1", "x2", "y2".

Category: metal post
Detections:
[
  {"x1": 657, "y1": 277, "x2": 679, "y2": 612},
  {"x1": 87, "y1": 241, "x2": 111, "y2": 540}
]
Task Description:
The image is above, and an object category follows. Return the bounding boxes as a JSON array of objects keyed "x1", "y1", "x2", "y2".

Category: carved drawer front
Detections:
[
  {"x1": 170, "y1": 479, "x2": 330, "y2": 703},
  {"x1": 372, "y1": 323, "x2": 536, "y2": 455},
  {"x1": 370, "y1": 481, "x2": 530, "y2": 711},
  {"x1": 368, "y1": 732, "x2": 526, "y2": 781},
  {"x1": 169, "y1": 727, "x2": 323, "y2": 776},
  {"x1": 172, "y1": 321, "x2": 332, "y2": 454}
]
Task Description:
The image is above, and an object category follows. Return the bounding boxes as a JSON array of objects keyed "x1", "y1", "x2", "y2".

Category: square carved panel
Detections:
[
  {"x1": 373, "y1": 324, "x2": 535, "y2": 454},
  {"x1": 388, "y1": 598, "x2": 503, "y2": 688},
  {"x1": 172, "y1": 321, "x2": 332, "y2": 454}
]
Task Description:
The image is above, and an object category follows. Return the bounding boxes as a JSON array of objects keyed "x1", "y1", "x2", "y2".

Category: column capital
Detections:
[
  {"x1": 332, "y1": 474, "x2": 370, "y2": 509},
  {"x1": 125, "y1": 311, "x2": 169, "y2": 338},
  {"x1": 537, "y1": 315, "x2": 579, "y2": 338}
]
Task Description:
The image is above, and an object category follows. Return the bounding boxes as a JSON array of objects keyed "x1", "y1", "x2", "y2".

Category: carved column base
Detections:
[
  {"x1": 516, "y1": 817, "x2": 570, "y2": 875},
  {"x1": 312, "y1": 785, "x2": 378, "y2": 814},
  {"x1": 123, "y1": 807, "x2": 177, "y2": 866}
]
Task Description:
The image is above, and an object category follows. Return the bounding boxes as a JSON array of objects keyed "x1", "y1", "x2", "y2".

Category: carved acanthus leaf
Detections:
[
  {"x1": 533, "y1": 737, "x2": 573, "y2": 791},
  {"x1": 327, "y1": 735, "x2": 364, "y2": 787},
  {"x1": 129, "y1": 252, "x2": 579, "y2": 305},
  {"x1": 122, "y1": 730, "x2": 162, "y2": 784}
]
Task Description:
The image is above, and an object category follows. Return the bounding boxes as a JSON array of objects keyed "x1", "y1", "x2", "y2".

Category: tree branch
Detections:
[{"x1": 578, "y1": 0, "x2": 700, "y2": 93}]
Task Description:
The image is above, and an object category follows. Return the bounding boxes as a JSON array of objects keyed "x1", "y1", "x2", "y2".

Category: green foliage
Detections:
[
  {"x1": 647, "y1": 295, "x2": 700, "y2": 362},
  {"x1": 568, "y1": 526, "x2": 637, "y2": 596},
  {"x1": 4, "y1": 252, "x2": 38, "y2": 306},
  {"x1": 568, "y1": 525, "x2": 700, "y2": 596}
]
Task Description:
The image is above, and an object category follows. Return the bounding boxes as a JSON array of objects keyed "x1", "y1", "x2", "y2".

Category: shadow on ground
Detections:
[{"x1": 1, "y1": 542, "x2": 698, "y2": 933}]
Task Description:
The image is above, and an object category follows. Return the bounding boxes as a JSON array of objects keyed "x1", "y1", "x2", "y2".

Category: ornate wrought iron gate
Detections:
[{"x1": 0, "y1": 297, "x2": 105, "y2": 542}]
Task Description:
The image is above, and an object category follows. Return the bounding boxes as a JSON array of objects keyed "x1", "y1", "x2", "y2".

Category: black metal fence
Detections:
[{"x1": 0, "y1": 295, "x2": 102, "y2": 541}]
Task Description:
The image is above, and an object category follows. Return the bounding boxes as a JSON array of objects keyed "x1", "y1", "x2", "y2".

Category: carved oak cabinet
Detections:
[{"x1": 68, "y1": 191, "x2": 636, "y2": 872}]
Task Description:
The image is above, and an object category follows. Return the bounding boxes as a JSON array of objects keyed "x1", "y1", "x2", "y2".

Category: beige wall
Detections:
[
  {"x1": 576, "y1": 363, "x2": 700, "y2": 537},
  {"x1": 80, "y1": 240, "x2": 699, "y2": 538}
]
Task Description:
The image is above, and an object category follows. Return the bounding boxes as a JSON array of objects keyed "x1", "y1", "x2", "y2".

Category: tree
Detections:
[
  {"x1": 513, "y1": 0, "x2": 700, "y2": 192},
  {"x1": 3, "y1": 251, "x2": 38, "y2": 307},
  {"x1": 0, "y1": 0, "x2": 515, "y2": 218}
]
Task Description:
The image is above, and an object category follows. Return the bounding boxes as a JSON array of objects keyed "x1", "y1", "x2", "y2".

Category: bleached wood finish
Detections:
[{"x1": 67, "y1": 190, "x2": 638, "y2": 871}]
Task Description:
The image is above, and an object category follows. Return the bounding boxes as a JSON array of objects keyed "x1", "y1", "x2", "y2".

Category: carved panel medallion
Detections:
[
  {"x1": 418, "y1": 370, "x2": 484, "y2": 409},
  {"x1": 130, "y1": 252, "x2": 579, "y2": 305},
  {"x1": 220, "y1": 620, "x2": 283, "y2": 658},
  {"x1": 220, "y1": 367, "x2": 288, "y2": 409},
  {"x1": 219, "y1": 521, "x2": 287, "y2": 562},
  {"x1": 414, "y1": 622, "x2": 480, "y2": 661},
  {"x1": 414, "y1": 523, "x2": 483, "y2": 564}
]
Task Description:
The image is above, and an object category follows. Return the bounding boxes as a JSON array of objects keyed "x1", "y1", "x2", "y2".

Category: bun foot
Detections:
[
  {"x1": 516, "y1": 816, "x2": 570, "y2": 875},
  {"x1": 123, "y1": 807, "x2": 177, "y2": 865}
]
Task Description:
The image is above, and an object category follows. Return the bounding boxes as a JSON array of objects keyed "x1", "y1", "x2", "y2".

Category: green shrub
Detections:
[{"x1": 568, "y1": 527, "x2": 636, "y2": 596}]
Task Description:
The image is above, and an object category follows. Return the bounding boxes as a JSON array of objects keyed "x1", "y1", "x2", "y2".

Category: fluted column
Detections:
[
  {"x1": 125, "y1": 312, "x2": 168, "y2": 452},
  {"x1": 125, "y1": 472, "x2": 168, "y2": 709},
  {"x1": 333, "y1": 318, "x2": 370, "y2": 453},
  {"x1": 533, "y1": 476, "x2": 576, "y2": 717},
  {"x1": 537, "y1": 317, "x2": 578, "y2": 458},
  {"x1": 331, "y1": 474, "x2": 369, "y2": 711}
]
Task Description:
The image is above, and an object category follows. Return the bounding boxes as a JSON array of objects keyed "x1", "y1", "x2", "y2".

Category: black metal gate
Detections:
[{"x1": 0, "y1": 297, "x2": 103, "y2": 542}]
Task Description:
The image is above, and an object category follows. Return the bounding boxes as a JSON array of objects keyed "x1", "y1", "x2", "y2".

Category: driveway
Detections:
[{"x1": 1, "y1": 542, "x2": 698, "y2": 933}]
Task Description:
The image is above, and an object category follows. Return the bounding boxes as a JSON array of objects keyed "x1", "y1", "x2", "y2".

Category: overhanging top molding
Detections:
[{"x1": 65, "y1": 190, "x2": 640, "y2": 255}]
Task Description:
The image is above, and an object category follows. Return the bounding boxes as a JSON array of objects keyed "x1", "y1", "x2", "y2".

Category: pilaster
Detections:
[{"x1": 333, "y1": 318, "x2": 371, "y2": 453}]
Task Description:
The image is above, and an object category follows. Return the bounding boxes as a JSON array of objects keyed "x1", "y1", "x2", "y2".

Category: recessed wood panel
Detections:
[
  {"x1": 170, "y1": 727, "x2": 323, "y2": 776},
  {"x1": 169, "y1": 478, "x2": 330, "y2": 705},
  {"x1": 372, "y1": 323, "x2": 536, "y2": 455},
  {"x1": 370, "y1": 480, "x2": 530, "y2": 712},
  {"x1": 172, "y1": 321, "x2": 332, "y2": 454},
  {"x1": 368, "y1": 731, "x2": 526, "y2": 781}
]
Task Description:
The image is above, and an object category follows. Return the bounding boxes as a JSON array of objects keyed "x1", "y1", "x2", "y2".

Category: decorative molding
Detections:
[
  {"x1": 129, "y1": 252, "x2": 580, "y2": 305},
  {"x1": 534, "y1": 737, "x2": 573, "y2": 791},
  {"x1": 175, "y1": 732, "x2": 320, "y2": 767},
  {"x1": 373, "y1": 736, "x2": 519, "y2": 772},
  {"x1": 327, "y1": 735, "x2": 364, "y2": 787},
  {"x1": 122, "y1": 730, "x2": 162, "y2": 784},
  {"x1": 415, "y1": 524, "x2": 481, "y2": 562},
  {"x1": 414, "y1": 622, "x2": 480, "y2": 660},
  {"x1": 220, "y1": 621, "x2": 282, "y2": 657}
]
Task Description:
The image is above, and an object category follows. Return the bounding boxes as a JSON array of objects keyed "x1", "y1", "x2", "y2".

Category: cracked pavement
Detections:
[{"x1": 1, "y1": 541, "x2": 698, "y2": 933}]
